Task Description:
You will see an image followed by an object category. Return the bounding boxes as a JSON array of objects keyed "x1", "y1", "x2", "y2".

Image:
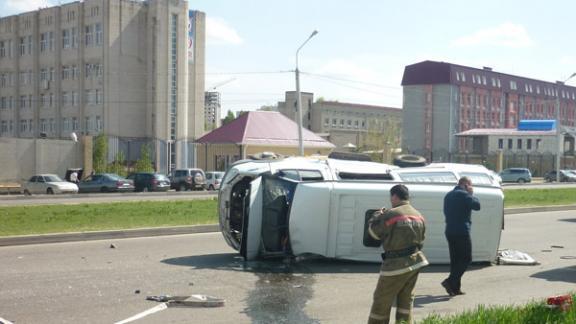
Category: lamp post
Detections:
[
  {"x1": 555, "y1": 72, "x2": 576, "y2": 182},
  {"x1": 295, "y1": 30, "x2": 318, "y2": 156}
]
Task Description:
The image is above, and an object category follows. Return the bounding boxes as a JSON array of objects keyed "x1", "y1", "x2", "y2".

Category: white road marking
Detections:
[
  {"x1": 0, "y1": 317, "x2": 15, "y2": 324},
  {"x1": 114, "y1": 303, "x2": 168, "y2": 324}
]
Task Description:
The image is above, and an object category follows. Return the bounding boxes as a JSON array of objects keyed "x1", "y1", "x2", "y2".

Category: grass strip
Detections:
[
  {"x1": 503, "y1": 188, "x2": 576, "y2": 207},
  {"x1": 0, "y1": 199, "x2": 218, "y2": 236},
  {"x1": 420, "y1": 293, "x2": 575, "y2": 324}
]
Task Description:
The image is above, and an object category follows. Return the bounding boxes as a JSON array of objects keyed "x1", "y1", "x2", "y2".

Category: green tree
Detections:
[
  {"x1": 93, "y1": 134, "x2": 108, "y2": 173},
  {"x1": 109, "y1": 150, "x2": 127, "y2": 177},
  {"x1": 222, "y1": 110, "x2": 236, "y2": 125},
  {"x1": 134, "y1": 144, "x2": 154, "y2": 172}
]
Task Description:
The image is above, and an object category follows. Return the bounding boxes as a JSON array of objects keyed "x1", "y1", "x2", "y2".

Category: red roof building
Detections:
[{"x1": 196, "y1": 111, "x2": 335, "y2": 170}]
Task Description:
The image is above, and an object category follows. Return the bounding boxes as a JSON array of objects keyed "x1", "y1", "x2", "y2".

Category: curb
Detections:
[
  {"x1": 1, "y1": 205, "x2": 575, "y2": 247},
  {"x1": 0, "y1": 224, "x2": 219, "y2": 247}
]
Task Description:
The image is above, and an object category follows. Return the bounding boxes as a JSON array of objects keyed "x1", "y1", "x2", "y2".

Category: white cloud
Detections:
[
  {"x1": 206, "y1": 17, "x2": 243, "y2": 46},
  {"x1": 2, "y1": 0, "x2": 52, "y2": 15},
  {"x1": 451, "y1": 22, "x2": 534, "y2": 48}
]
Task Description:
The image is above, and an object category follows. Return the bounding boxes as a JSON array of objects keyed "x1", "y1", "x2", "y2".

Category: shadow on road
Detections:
[
  {"x1": 414, "y1": 294, "x2": 453, "y2": 308},
  {"x1": 531, "y1": 265, "x2": 576, "y2": 283},
  {"x1": 161, "y1": 253, "x2": 380, "y2": 274},
  {"x1": 559, "y1": 218, "x2": 576, "y2": 223}
]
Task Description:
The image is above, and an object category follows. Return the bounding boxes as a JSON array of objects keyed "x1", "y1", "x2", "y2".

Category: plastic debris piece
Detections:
[
  {"x1": 167, "y1": 295, "x2": 225, "y2": 308},
  {"x1": 110, "y1": 244, "x2": 116, "y2": 249},
  {"x1": 134, "y1": 290, "x2": 140, "y2": 294},
  {"x1": 550, "y1": 245, "x2": 564, "y2": 249},
  {"x1": 496, "y1": 249, "x2": 539, "y2": 265},
  {"x1": 547, "y1": 295, "x2": 573, "y2": 312}
]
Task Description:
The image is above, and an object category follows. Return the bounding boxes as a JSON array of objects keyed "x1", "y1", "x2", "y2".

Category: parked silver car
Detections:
[
  {"x1": 23, "y1": 174, "x2": 79, "y2": 195},
  {"x1": 204, "y1": 171, "x2": 224, "y2": 190},
  {"x1": 499, "y1": 168, "x2": 532, "y2": 183},
  {"x1": 78, "y1": 173, "x2": 135, "y2": 193}
]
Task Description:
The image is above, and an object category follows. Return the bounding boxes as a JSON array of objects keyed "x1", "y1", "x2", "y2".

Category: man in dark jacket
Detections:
[
  {"x1": 367, "y1": 184, "x2": 428, "y2": 324},
  {"x1": 442, "y1": 176, "x2": 481, "y2": 296}
]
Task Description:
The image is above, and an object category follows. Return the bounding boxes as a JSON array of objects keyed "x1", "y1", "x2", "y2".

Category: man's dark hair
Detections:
[{"x1": 390, "y1": 184, "x2": 409, "y2": 201}]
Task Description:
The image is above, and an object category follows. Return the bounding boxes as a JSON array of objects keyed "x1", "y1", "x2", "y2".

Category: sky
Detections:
[{"x1": 2, "y1": 0, "x2": 576, "y2": 115}]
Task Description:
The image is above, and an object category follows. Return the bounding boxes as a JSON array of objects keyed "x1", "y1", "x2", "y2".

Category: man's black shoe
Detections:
[
  {"x1": 441, "y1": 280, "x2": 456, "y2": 296},
  {"x1": 455, "y1": 290, "x2": 466, "y2": 295}
]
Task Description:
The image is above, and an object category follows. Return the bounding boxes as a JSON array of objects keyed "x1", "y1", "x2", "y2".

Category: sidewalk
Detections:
[{"x1": 1, "y1": 205, "x2": 575, "y2": 247}]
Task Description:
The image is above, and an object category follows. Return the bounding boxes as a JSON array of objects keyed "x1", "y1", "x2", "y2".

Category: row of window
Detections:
[
  {"x1": 323, "y1": 118, "x2": 367, "y2": 129},
  {"x1": 0, "y1": 116, "x2": 103, "y2": 135},
  {"x1": 498, "y1": 138, "x2": 542, "y2": 151},
  {"x1": 0, "y1": 23, "x2": 102, "y2": 58},
  {"x1": 0, "y1": 6, "x2": 100, "y2": 31},
  {"x1": 0, "y1": 63, "x2": 103, "y2": 87},
  {"x1": 456, "y1": 71, "x2": 576, "y2": 99},
  {"x1": 0, "y1": 90, "x2": 102, "y2": 109}
]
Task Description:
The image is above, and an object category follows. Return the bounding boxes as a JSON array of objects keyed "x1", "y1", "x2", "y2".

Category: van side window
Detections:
[
  {"x1": 398, "y1": 171, "x2": 457, "y2": 183},
  {"x1": 276, "y1": 169, "x2": 324, "y2": 181},
  {"x1": 460, "y1": 172, "x2": 492, "y2": 185}
]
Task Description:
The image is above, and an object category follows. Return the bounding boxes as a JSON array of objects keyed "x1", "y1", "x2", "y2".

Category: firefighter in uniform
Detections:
[{"x1": 367, "y1": 184, "x2": 428, "y2": 324}]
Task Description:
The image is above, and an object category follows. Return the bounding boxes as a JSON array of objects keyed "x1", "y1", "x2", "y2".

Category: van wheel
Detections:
[
  {"x1": 142, "y1": 187, "x2": 149, "y2": 192},
  {"x1": 46, "y1": 188, "x2": 54, "y2": 194},
  {"x1": 101, "y1": 187, "x2": 109, "y2": 193},
  {"x1": 517, "y1": 178, "x2": 526, "y2": 183},
  {"x1": 24, "y1": 189, "x2": 31, "y2": 195},
  {"x1": 179, "y1": 183, "x2": 186, "y2": 192},
  {"x1": 209, "y1": 185, "x2": 214, "y2": 191}
]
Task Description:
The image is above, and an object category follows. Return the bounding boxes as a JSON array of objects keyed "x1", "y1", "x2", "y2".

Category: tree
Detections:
[
  {"x1": 222, "y1": 110, "x2": 235, "y2": 125},
  {"x1": 109, "y1": 150, "x2": 127, "y2": 177},
  {"x1": 93, "y1": 134, "x2": 108, "y2": 173},
  {"x1": 359, "y1": 119, "x2": 401, "y2": 163},
  {"x1": 134, "y1": 144, "x2": 154, "y2": 172}
]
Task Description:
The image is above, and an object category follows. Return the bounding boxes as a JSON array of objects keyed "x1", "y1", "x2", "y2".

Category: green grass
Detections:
[
  {"x1": 420, "y1": 293, "x2": 576, "y2": 324},
  {"x1": 1, "y1": 188, "x2": 575, "y2": 237},
  {"x1": 0, "y1": 199, "x2": 218, "y2": 236},
  {"x1": 503, "y1": 188, "x2": 576, "y2": 207}
]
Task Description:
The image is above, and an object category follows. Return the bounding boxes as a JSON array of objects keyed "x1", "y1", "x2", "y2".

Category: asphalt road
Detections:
[
  {"x1": 0, "y1": 210, "x2": 574, "y2": 323},
  {"x1": 1, "y1": 182, "x2": 575, "y2": 207}
]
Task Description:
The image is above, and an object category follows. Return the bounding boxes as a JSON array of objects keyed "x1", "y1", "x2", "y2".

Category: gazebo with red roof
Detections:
[{"x1": 196, "y1": 111, "x2": 335, "y2": 171}]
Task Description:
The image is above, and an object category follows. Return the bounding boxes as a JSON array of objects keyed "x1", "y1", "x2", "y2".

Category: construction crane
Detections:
[{"x1": 206, "y1": 77, "x2": 236, "y2": 91}]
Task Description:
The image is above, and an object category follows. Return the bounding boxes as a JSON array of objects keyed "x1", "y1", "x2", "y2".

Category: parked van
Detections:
[{"x1": 218, "y1": 157, "x2": 503, "y2": 264}]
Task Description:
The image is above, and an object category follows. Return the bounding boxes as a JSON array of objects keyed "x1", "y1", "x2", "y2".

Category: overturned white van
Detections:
[{"x1": 218, "y1": 157, "x2": 504, "y2": 264}]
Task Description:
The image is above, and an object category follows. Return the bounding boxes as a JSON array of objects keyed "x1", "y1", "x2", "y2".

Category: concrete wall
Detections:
[{"x1": 0, "y1": 137, "x2": 82, "y2": 182}]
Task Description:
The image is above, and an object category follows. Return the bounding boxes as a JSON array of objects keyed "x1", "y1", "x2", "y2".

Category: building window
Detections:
[
  {"x1": 332, "y1": 118, "x2": 337, "y2": 126},
  {"x1": 20, "y1": 119, "x2": 27, "y2": 132},
  {"x1": 40, "y1": 32, "x2": 48, "y2": 52},
  {"x1": 95, "y1": 89, "x2": 102, "y2": 104},
  {"x1": 517, "y1": 139, "x2": 522, "y2": 150},
  {"x1": 62, "y1": 29, "x2": 71, "y2": 49},
  {"x1": 508, "y1": 139, "x2": 513, "y2": 149},
  {"x1": 62, "y1": 92, "x2": 70, "y2": 106},
  {"x1": 95, "y1": 23, "x2": 102, "y2": 45},
  {"x1": 62, "y1": 118, "x2": 69, "y2": 132},
  {"x1": 19, "y1": 37, "x2": 25, "y2": 56},
  {"x1": 324, "y1": 118, "x2": 329, "y2": 127},
  {"x1": 510, "y1": 80, "x2": 517, "y2": 90},
  {"x1": 72, "y1": 117, "x2": 78, "y2": 131},
  {"x1": 85, "y1": 25, "x2": 93, "y2": 47},
  {"x1": 527, "y1": 139, "x2": 532, "y2": 150},
  {"x1": 536, "y1": 139, "x2": 541, "y2": 150},
  {"x1": 96, "y1": 116, "x2": 102, "y2": 131}
]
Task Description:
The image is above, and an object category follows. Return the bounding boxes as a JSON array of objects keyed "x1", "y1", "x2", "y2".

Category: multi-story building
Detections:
[
  {"x1": 401, "y1": 60, "x2": 576, "y2": 161},
  {"x1": 204, "y1": 91, "x2": 220, "y2": 131},
  {"x1": 0, "y1": 0, "x2": 205, "y2": 173},
  {"x1": 277, "y1": 91, "x2": 402, "y2": 150}
]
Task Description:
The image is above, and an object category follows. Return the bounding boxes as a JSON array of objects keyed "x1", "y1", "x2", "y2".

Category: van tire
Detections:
[
  {"x1": 46, "y1": 188, "x2": 54, "y2": 194},
  {"x1": 517, "y1": 178, "x2": 526, "y2": 183}
]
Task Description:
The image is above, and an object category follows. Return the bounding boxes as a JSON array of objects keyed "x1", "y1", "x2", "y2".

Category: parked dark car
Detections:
[
  {"x1": 169, "y1": 168, "x2": 206, "y2": 191},
  {"x1": 127, "y1": 172, "x2": 171, "y2": 192},
  {"x1": 78, "y1": 173, "x2": 135, "y2": 193},
  {"x1": 544, "y1": 170, "x2": 576, "y2": 182}
]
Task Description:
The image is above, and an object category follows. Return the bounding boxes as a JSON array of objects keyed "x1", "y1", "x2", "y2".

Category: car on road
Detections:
[
  {"x1": 219, "y1": 157, "x2": 503, "y2": 264},
  {"x1": 127, "y1": 172, "x2": 171, "y2": 192},
  {"x1": 499, "y1": 168, "x2": 532, "y2": 183},
  {"x1": 78, "y1": 173, "x2": 135, "y2": 193},
  {"x1": 204, "y1": 171, "x2": 224, "y2": 190},
  {"x1": 169, "y1": 168, "x2": 206, "y2": 191},
  {"x1": 544, "y1": 170, "x2": 576, "y2": 182},
  {"x1": 23, "y1": 174, "x2": 79, "y2": 195}
]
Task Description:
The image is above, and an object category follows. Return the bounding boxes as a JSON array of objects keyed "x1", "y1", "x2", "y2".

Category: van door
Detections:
[{"x1": 240, "y1": 177, "x2": 264, "y2": 260}]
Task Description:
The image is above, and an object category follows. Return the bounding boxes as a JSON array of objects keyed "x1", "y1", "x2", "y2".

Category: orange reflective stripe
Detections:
[{"x1": 384, "y1": 215, "x2": 424, "y2": 227}]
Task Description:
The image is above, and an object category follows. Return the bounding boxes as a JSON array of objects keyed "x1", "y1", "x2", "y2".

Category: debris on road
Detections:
[
  {"x1": 546, "y1": 295, "x2": 573, "y2": 312},
  {"x1": 134, "y1": 290, "x2": 140, "y2": 294},
  {"x1": 496, "y1": 249, "x2": 539, "y2": 265},
  {"x1": 146, "y1": 294, "x2": 225, "y2": 307},
  {"x1": 550, "y1": 245, "x2": 564, "y2": 249},
  {"x1": 110, "y1": 244, "x2": 116, "y2": 249}
]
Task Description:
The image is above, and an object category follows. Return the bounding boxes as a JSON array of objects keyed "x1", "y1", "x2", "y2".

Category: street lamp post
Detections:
[
  {"x1": 295, "y1": 30, "x2": 318, "y2": 156},
  {"x1": 555, "y1": 72, "x2": 576, "y2": 182}
]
